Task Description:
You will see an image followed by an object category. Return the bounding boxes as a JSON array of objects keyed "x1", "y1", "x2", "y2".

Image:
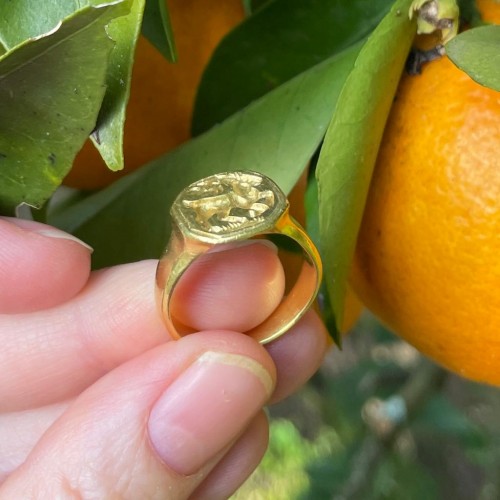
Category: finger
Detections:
[
  {"x1": 0, "y1": 402, "x2": 69, "y2": 484},
  {"x1": 171, "y1": 240, "x2": 285, "y2": 331},
  {"x1": 1, "y1": 241, "x2": 284, "y2": 411},
  {"x1": 0, "y1": 306, "x2": 323, "y2": 487},
  {"x1": 267, "y1": 309, "x2": 329, "y2": 404},
  {"x1": 0, "y1": 217, "x2": 92, "y2": 313},
  {"x1": 0, "y1": 261, "x2": 164, "y2": 412},
  {"x1": 0, "y1": 333, "x2": 275, "y2": 499},
  {"x1": 190, "y1": 412, "x2": 269, "y2": 500}
]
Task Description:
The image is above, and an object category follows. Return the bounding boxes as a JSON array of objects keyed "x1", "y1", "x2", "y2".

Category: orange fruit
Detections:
[
  {"x1": 350, "y1": 22, "x2": 500, "y2": 383},
  {"x1": 340, "y1": 287, "x2": 363, "y2": 333},
  {"x1": 64, "y1": 0, "x2": 244, "y2": 190},
  {"x1": 476, "y1": 0, "x2": 500, "y2": 23}
]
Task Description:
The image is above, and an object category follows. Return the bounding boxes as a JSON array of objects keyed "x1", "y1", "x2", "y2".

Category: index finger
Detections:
[{"x1": 0, "y1": 241, "x2": 285, "y2": 411}]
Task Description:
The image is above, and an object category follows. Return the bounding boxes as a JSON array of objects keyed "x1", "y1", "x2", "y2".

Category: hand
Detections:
[{"x1": 0, "y1": 217, "x2": 328, "y2": 499}]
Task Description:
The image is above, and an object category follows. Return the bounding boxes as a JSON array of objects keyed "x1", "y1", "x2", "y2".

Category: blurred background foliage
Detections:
[{"x1": 234, "y1": 313, "x2": 500, "y2": 499}]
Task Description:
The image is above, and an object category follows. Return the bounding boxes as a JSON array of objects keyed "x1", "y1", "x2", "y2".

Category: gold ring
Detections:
[{"x1": 155, "y1": 170, "x2": 322, "y2": 344}]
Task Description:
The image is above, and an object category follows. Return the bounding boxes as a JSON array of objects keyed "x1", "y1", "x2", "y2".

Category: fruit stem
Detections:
[{"x1": 409, "y1": 0, "x2": 460, "y2": 43}]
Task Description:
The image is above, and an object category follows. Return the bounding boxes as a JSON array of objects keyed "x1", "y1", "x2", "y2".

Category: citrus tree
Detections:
[{"x1": 1, "y1": 0, "x2": 499, "y2": 497}]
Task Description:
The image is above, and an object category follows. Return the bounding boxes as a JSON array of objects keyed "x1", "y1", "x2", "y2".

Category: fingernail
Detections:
[
  {"x1": 35, "y1": 229, "x2": 94, "y2": 252},
  {"x1": 209, "y1": 239, "x2": 278, "y2": 255},
  {"x1": 148, "y1": 351, "x2": 274, "y2": 475},
  {"x1": 0, "y1": 217, "x2": 93, "y2": 252}
]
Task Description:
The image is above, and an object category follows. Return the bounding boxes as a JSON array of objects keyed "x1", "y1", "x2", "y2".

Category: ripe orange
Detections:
[
  {"x1": 64, "y1": 0, "x2": 244, "y2": 190},
  {"x1": 476, "y1": 0, "x2": 500, "y2": 23},
  {"x1": 350, "y1": 19, "x2": 500, "y2": 384}
]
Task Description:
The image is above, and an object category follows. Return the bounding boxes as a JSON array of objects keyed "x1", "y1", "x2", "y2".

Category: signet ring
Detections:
[{"x1": 155, "y1": 170, "x2": 322, "y2": 344}]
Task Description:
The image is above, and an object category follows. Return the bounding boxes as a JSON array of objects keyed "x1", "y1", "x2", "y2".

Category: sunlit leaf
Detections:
[
  {"x1": 49, "y1": 45, "x2": 361, "y2": 268},
  {"x1": 0, "y1": 2, "x2": 128, "y2": 214},
  {"x1": 0, "y1": 0, "x2": 98, "y2": 49},
  {"x1": 90, "y1": 0, "x2": 146, "y2": 171},
  {"x1": 316, "y1": 0, "x2": 417, "y2": 332},
  {"x1": 447, "y1": 25, "x2": 500, "y2": 91},
  {"x1": 0, "y1": 0, "x2": 144, "y2": 174}
]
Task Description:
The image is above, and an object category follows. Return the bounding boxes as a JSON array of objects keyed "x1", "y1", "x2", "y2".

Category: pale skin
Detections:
[{"x1": 0, "y1": 216, "x2": 328, "y2": 499}]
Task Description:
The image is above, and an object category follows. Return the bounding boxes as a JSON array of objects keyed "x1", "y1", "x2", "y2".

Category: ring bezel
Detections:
[
  {"x1": 171, "y1": 171, "x2": 287, "y2": 244},
  {"x1": 156, "y1": 170, "x2": 322, "y2": 344}
]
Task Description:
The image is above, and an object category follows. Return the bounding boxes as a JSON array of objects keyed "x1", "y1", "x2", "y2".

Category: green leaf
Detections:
[
  {"x1": 0, "y1": 0, "x2": 143, "y2": 174},
  {"x1": 142, "y1": 0, "x2": 177, "y2": 62},
  {"x1": 305, "y1": 172, "x2": 342, "y2": 345},
  {"x1": 413, "y1": 395, "x2": 487, "y2": 449},
  {"x1": 457, "y1": 0, "x2": 484, "y2": 27},
  {"x1": 302, "y1": 440, "x2": 365, "y2": 499},
  {"x1": 372, "y1": 453, "x2": 439, "y2": 500},
  {"x1": 244, "y1": 0, "x2": 274, "y2": 15},
  {"x1": 0, "y1": 1, "x2": 92, "y2": 49},
  {"x1": 192, "y1": 0, "x2": 393, "y2": 135},
  {"x1": 0, "y1": 2, "x2": 128, "y2": 214},
  {"x1": 90, "y1": 0, "x2": 146, "y2": 172},
  {"x1": 49, "y1": 44, "x2": 360, "y2": 268},
  {"x1": 0, "y1": 1, "x2": 130, "y2": 51},
  {"x1": 447, "y1": 25, "x2": 500, "y2": 91},
  {"x1": 316, "y1": 0, "x2": 417, "y2": 332}
]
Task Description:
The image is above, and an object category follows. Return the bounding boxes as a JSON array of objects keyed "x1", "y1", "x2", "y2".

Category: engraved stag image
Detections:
[{"x1": 181, "y1": 173, "x2": 275, "y2": 233}]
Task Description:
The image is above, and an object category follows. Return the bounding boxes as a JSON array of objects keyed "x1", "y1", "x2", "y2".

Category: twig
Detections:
[{"x1": 333, "y1": 359, "x2": 448, "y2": 499}]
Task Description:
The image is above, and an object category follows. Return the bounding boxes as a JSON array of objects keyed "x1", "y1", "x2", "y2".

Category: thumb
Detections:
[{"x1": 0, "y1": 332, "x2": 275, "y2": 499}]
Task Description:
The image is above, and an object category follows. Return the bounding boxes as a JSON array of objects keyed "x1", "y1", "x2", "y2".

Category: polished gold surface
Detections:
[{"x1": 156, "y1": 170, "x2": 322, "y2": 344}]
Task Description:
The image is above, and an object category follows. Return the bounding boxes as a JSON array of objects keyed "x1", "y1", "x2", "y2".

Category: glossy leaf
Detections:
[
  {"x1": 447, "y1": 25, "x2": 500, "y2": 91},
  {"x1": 0, "y1": 2, "x2": 128, "y2": 214},
  {"x1": 49, "y1": 45, "x2": 361, "y2": 268},
  {"x1": 0, "y1": 0, "x2": 145, "y2": 174},
  {"x1": 90, "y1": 0, "x2": 145, "y2": 171},
  {"x1": 142, "y1": 0, "x2": 177, "y2": 62},
  {"x1": 192, "y1": 0, "x2": 393, "y2": 135},
  {"x1": 0, "y1": 0, "x2": 96, "y2": 49},
  {"x1": 316, "y1": 0, "x2": 417, "y2": 333}
]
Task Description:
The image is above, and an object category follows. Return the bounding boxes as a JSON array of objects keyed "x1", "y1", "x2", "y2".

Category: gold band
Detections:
[{"x1": 155, "y1": 171, "x2": 322, "y2": 344}]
